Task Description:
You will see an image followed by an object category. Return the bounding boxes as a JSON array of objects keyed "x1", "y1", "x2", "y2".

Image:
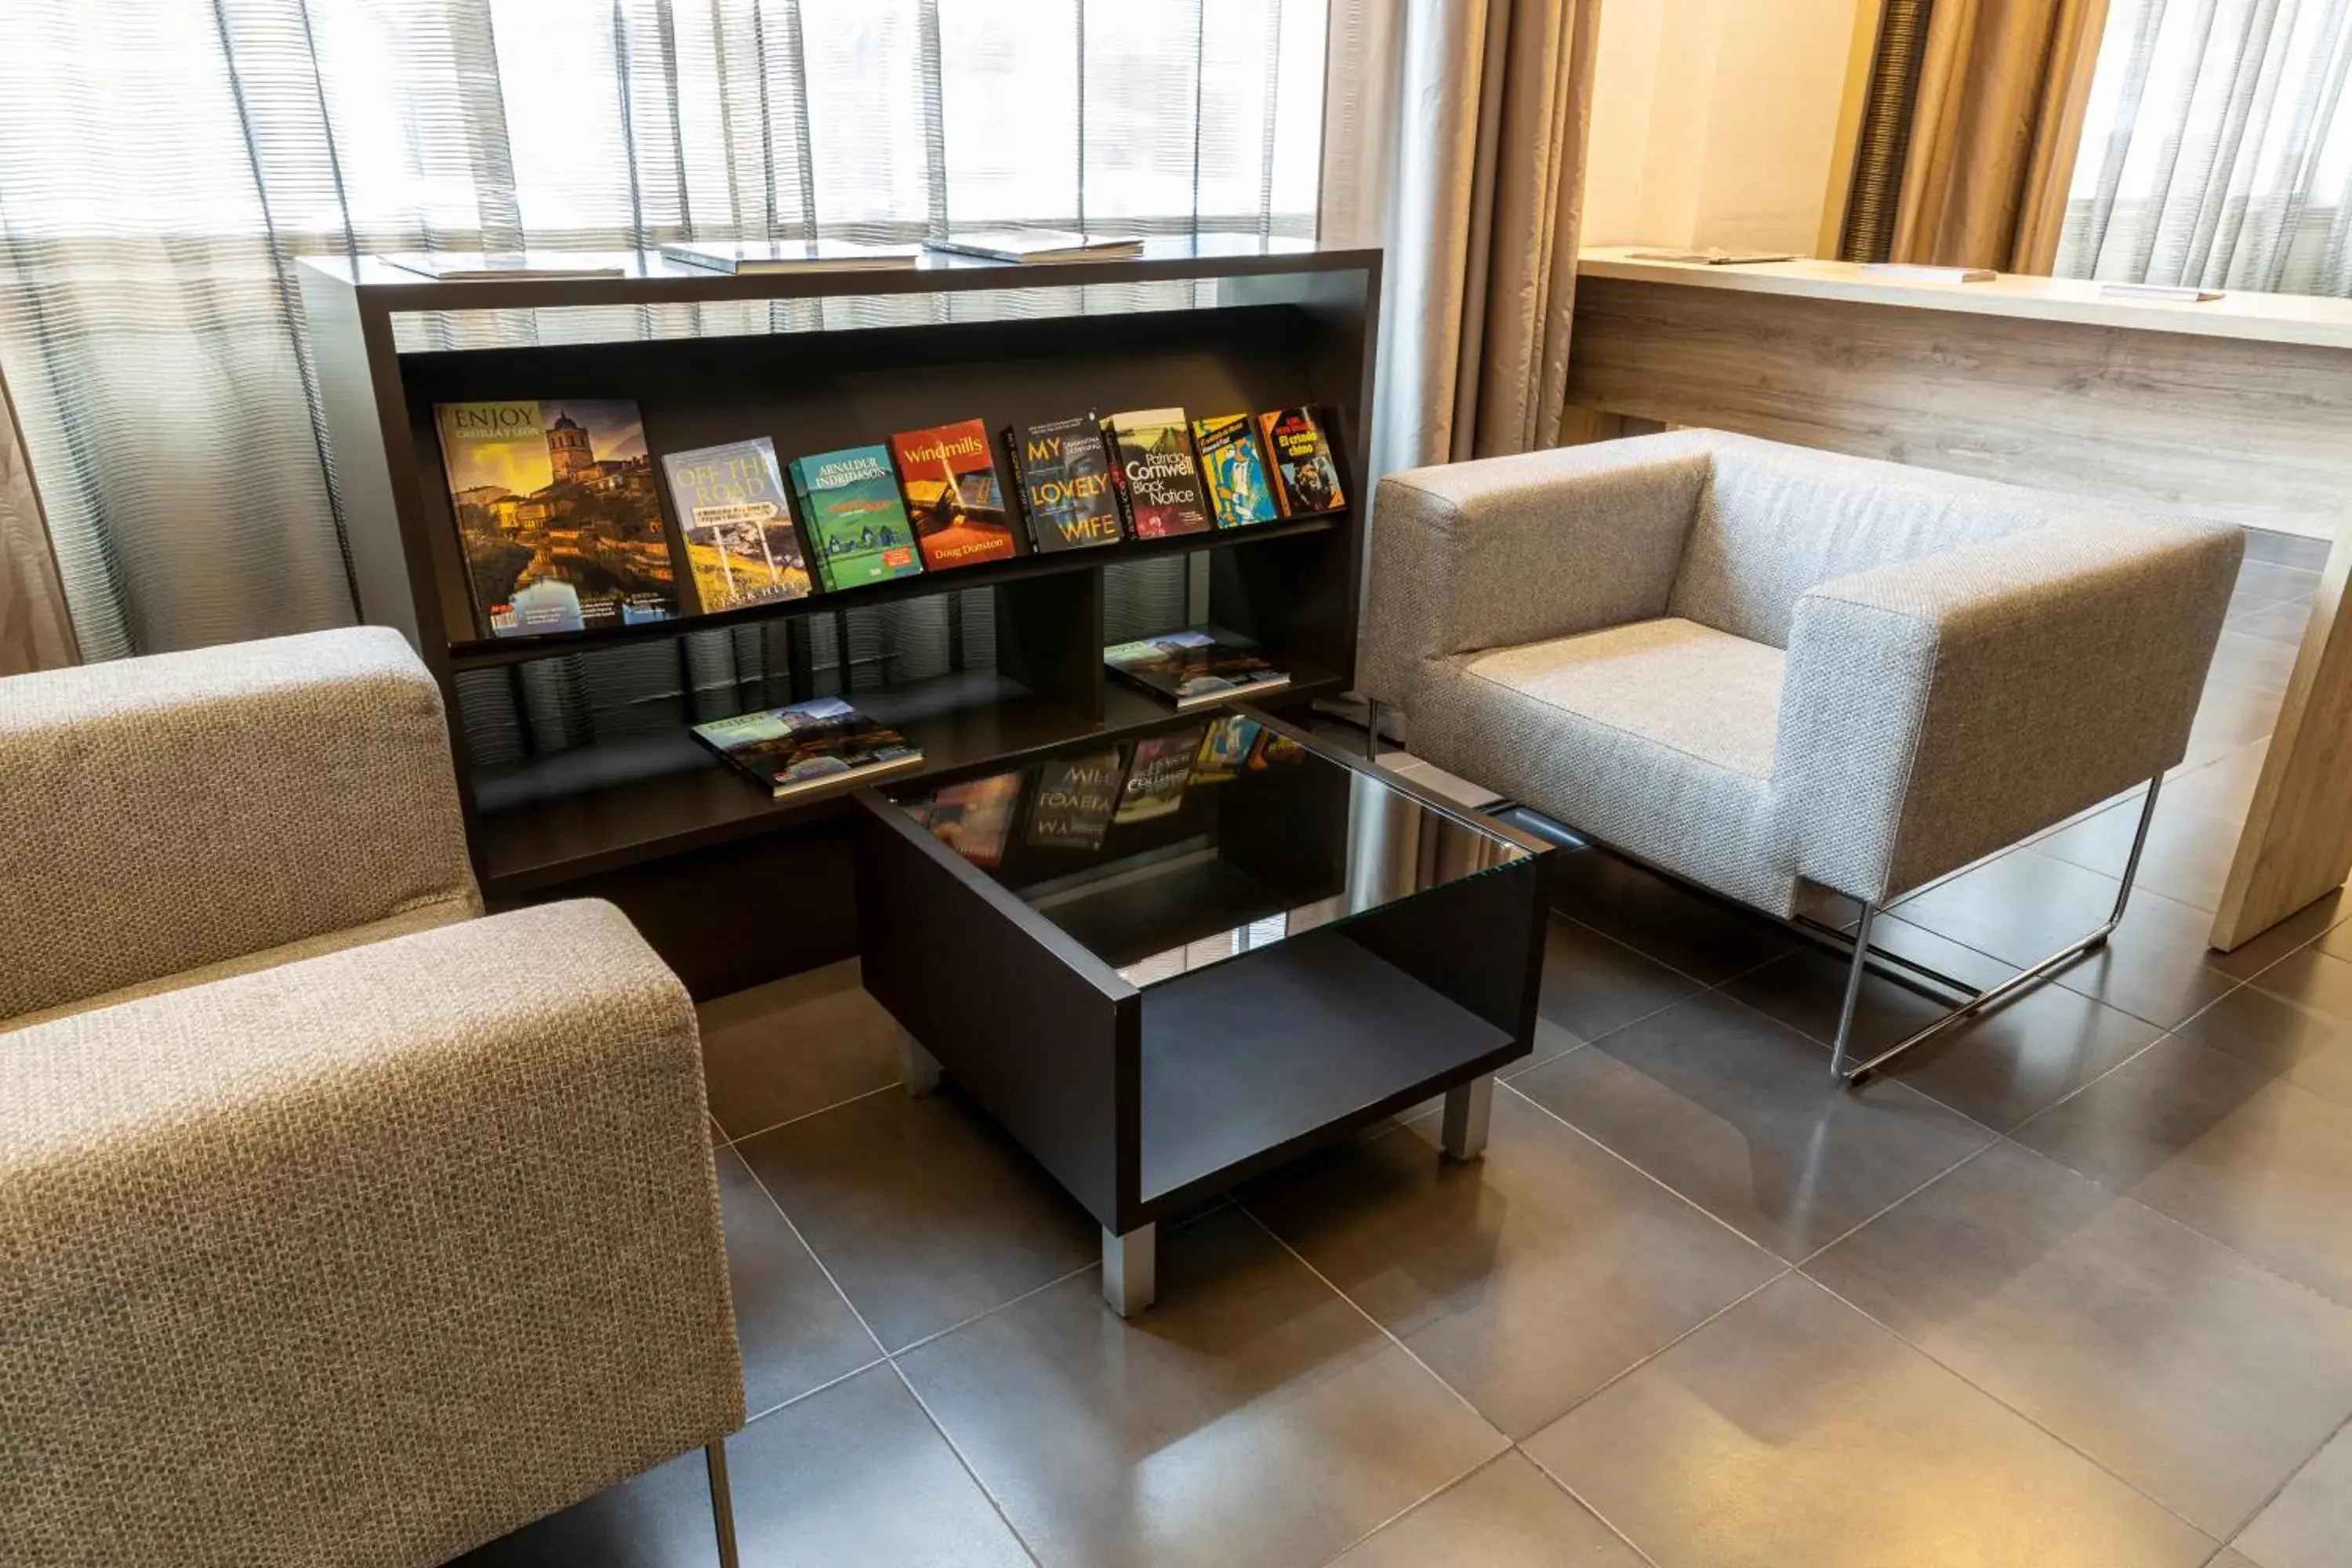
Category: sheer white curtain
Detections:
[
  {"x1": 0, "y1": 0, "x2": 1330, "y2": 662},
  {"x1": 2054, "y1": 0, "x2": 2352, "y2": 293}
]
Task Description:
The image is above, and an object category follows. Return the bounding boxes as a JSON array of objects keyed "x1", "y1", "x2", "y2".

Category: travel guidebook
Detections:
[
  {"x1": 1101, "y1": 409, "x2": 1213, "y2": 539},
  {"x1": 659, "y1": 437, "x2": 813, "y2": 612},
  {"x1": 786, "y1": 444, "x2": 925, "y2": 592},
  {"x1": 1113, "y1": 729, "x2": 1207, "y2": 823},
  {"x1": 690, "y1": 697, "x2": 923, "y2": 800},
  {"x1": 924, "y1": 771, "x2": 1025, "y2": 867},
  {"x1": 1103, "y1": 629, "x2": 1291, "y2": 710},
  {"x1": 1191, "y1": 412, "x2": 1281, "y2": 528},
  {"x1": 1006, "y1": 415, "x2": 1124, "y2": 553},
  {"x1": 889, "y1": 419, "x2": 1020, "y2": 572},
  {"x1": 434, "y1": 398, "x2": 678, "y2": 638},
  {"x1": 1024, "y1": 749, "x2": 1126, "y2": 851},
  {"x1": 1257, "y1": 408, "x2": 1346, "y2": 517}
]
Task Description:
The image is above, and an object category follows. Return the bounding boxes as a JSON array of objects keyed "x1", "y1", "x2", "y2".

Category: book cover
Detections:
[
  {"x1": 786, "y1": 444, "x2": 925, "y2": 591},
  {"x1": 889, "y1": 419, "x2": 1020, "y2": 572},
  {"x1": 1190, "y1": 714, "x2": 1262, "y2": 784},
  {"x1": 1103, "y1": 628, "x2": 1290, "y2": 710},
  {"x1": 924, "y1": 771, "x2": 1025, "y2": 866},
  {"x1": 1112, "y1": 729, "x2": 1206, "y2": 823},
  {"x1": 434, "y1": 399, "x2": 678, "y2": 638},
  {"x1": 1190, "y1": 413, "x2": 1281, "y2": 528},
  {"x1": 660, "y1": 437, "x2": 814, "y2": 612},
  {"x1": 1007, "y1": 415, "x2": 1124, "y2": 552},
  {"x1": 1256, "y1": 408, "x2": 1346, "y2": 517},
  {"x1": 659, "y1": 239, "x2": 919, "y2": 274},
  {"x1": 689, "y1": 696, "x2": 922, "y2": 799},
  {"x1": 1102, "y1": 409, "x2": 1213, "y2": 540},
  {"x1": 922, "y1": 229, "x2": 1143, "y2": 263},
  {"x1": 1024, "y1": 748, "x2": 1126, "y2": 850}
]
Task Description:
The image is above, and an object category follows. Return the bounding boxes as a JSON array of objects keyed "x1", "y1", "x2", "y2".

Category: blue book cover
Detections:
[
  {"x1": 786, "y1": 444, "x2": 925, "y2": 591},
  {"x1": 660, "y1": 437, "x2": 814, "y2": 610},
  {"x1": 1191, "y1": 413, "x2": 1280, "y2": 528}
]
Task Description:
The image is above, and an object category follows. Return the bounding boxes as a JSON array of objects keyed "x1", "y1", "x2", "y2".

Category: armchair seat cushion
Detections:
[{"x1": 1424, "y1": 618, "x2": 1792, "y2": 913}]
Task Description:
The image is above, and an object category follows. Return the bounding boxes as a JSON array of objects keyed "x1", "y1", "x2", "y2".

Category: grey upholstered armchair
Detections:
[
  {"x1": 0, "y1": 628, "x2": 745, "y2": 1567},
  {"x1": 1361, "y1": 430, "x2": 2241, "y2": 1080}
]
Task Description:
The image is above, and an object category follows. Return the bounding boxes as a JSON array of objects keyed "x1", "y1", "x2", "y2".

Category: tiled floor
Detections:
[{"x1": 460, "y1": 532, "x2": 2352, "y2": 1568}]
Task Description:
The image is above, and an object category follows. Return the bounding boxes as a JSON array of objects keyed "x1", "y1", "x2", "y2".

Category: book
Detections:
[
  {"x1": 1625, "y1": 249, "x2": 1800, "y2": 265},
  {"x1": 786, "y1": 445, "x2": 925, "y2": 591},
  {"x1": 1859, "y1": 262, "x2": 1997, "y2": 282},
  {"x1": 1112, "y1": 729, "x2": 1206, "y2": 823},
  {"x1": 659, "y1": 239, "x2": 920, "y2": 274},
  {"x1": 383, "y1": 252, "x2": 625, "y2": 281},
  {"x1": 889, "y1": 419, "x2": 1021, "y2": 572},
  {"x1": 1103, "y1": 628, "x2": 1291, "y2": 710},
  {"x1": 433, "y1": 398, "x2": 679, "y2": 638},
  {"x1": 2100, "y1": 281, "x2": 2223, "y2": 302},
  {"x1": 690, "y1": 696, "x2": 922, "y2": 799},
  {"x1": 1256, "y1": 408, "x2": 1346, "y2": 517},
  {"x1": 924, "y1": 771, "x2": 1025, "y2": 866},
  {"x1": 659, "y1": 437, "x2": 815, "y2": 612},
  {"x1": 1190, "y1": 714, "x2": 1262, "y2": 784},
  {"x1": 1101, "y1": 409, "x2": 1213, "y2": 540},
  {"x1": 1024, "y1": 749, "x2": 1126, "y2": 850},
  {"x1": 1190, "y1": 413, "x2": 1281, "y2": 528},
  {"x1": 1006, "y1": 415, "x2": 1125, "y2": 552},
  {"x1": 922, "y1": 228, "x2": 1143, "y2": 263}
]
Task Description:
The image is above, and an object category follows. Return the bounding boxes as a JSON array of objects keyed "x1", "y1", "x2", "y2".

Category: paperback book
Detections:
[
  {"x1": 1024, "y1": 749, "x2": 1126, "y2": 851},
  {"x1": 434, "y1": 398, "x2": 678, "y2": 638},
  {"x1": 1101, "y1": 409, "x2": 1213, "y2": 540},
  {"x1": 659, "y1": 437, "x2": 814, "y2": 612},
  {"x1": 1190, "y1": 413, "x2": 1281, "y2": 528},
  {"x1": 1190, "y1": 714, "x2": 1263, "y2": 784},
  {"x1": 925, "y1": 771, "x2": 1025, "y2": 866},
  {"x1": 1257, "y1": 408, "x2": 1346, "y2": 517},
  {"x1": 786, "y1": 444, "x2": 925, "y2": 591},
  {"x1": 1103, "y1": 628, "x2": 1290, "y2": 710},
  {"x1": 690, "y1": 697, "x2": 922, "y2": 800},
  {"x1": 1006, "y1": 415, "x2": 1124, "y2": 553},
  {"x1": 1113, "y1": 730, "x2": 1207, "y2": 824},
  {"x1": 890, "y1": 419, "x2": 1020, "y2": 572}
]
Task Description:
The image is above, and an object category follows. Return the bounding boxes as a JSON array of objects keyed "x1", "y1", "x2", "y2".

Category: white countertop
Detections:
[{"x1": 1577, "y1": 247, "x2": 2352, "y2": 353}]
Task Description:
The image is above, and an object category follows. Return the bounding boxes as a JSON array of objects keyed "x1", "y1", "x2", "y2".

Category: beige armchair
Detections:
[
  {"x1": 0, "y1": 628, "x2": 744, "y2": 1566},
  {"x1": 1362, "y1": 430, "x2": 2241, "y2": 1080}
]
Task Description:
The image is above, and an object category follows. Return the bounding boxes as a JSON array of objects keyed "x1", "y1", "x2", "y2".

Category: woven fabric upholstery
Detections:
[
  {"x1": 1358, "y1": 431, "x2": 1715, "y2": 708},
  {"x1": 1367, "y1": 429, "x2": 2244, "y2": 915},
  {"x1": 0, "y1": 899, "x2": 744, "y2": 1568},
  {"x1": 0, "y1": 626, "x2": 480, "y2": 1022}
]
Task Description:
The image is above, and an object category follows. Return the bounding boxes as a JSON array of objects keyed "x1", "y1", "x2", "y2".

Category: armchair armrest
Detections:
[
  {"x1": 1359, "y1": 430, "x2": 1719, "y2": 708},
  {"x1": 0, "y1": 899, "x2": 742, "y2": 1568},
  {"x1": 1777, "y1": 513, "x2": 2241, "y2": 902},
  {"x1": 0, "y1": 626, "x2": 479, "y2": 1020}
]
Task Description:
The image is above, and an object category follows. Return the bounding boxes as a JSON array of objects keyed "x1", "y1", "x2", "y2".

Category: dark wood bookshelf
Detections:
[{"x1": 299, "y1": 239, "x2": 1381, "y2": 996}]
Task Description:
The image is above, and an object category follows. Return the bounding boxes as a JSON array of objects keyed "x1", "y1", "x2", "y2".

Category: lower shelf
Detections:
[
  {"x1": 1137, "y1": 927, "x2": 1513, "y2": 1208},
  {"x1": 474, "y1": 663, "x2": 1341, "y2": 895}
]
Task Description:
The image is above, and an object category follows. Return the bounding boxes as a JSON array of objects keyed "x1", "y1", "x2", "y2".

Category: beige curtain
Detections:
[
  {"x1": 0, "y1": 362, "x2": 77, "y2": 675},
  {"x1": 1890, "y1": 0, "x2": 2111, "y2": 273},
  {"x1": 1323, "y1": 0, "x2": 1603, "y2": 474}
]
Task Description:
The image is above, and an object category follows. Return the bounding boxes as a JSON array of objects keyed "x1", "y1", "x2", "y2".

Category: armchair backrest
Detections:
[
  {"x1": 0, "y1": 626, "x2": 481, "y2": 1023},
  {"x1": 1668, "y1": 437, "x2": 2056, "y2": 648}
]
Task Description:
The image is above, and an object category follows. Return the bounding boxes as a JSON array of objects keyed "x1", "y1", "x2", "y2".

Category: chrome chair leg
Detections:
[
  {"x1": 1365, "y1": 698, "x2": 1385, "y2": 760},
  {"x1": 1828, "y1": 774, "x2": 2161, "y2": 1083},
  {"x1": 707, "y1": 1440, "x2": 740, "y2": 1568}
]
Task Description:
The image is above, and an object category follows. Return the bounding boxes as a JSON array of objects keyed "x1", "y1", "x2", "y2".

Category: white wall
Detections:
[{"x1": 1583, "y1": 0, "x2": 1873, "y2": 256}]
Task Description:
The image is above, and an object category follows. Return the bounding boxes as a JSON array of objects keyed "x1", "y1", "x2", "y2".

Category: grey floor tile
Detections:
[
  {"x1": 734, "y1": 1084, "x2": 1098, "y2": 1352},
  {"x1": 2232, "y1": 555, "x2": 2325, "y2": 601},
  {"x1": 1523, "y1": 1275, "x2": 2215, "y2": 1568},
  {"x1": 1243, "y1": 1091, "x2": 1779, "y2": 1438},
  {"x1": 450, "y1": 1443, "x2": 722, "y2": 1566},
  {"x1": 2233, "y1": 1422, "x2": 2352, "y2": 1568},
  {"x1": 1726, "y1": 939, "x2": 2162, "y2": 1131},
  {"x1": 2183, "y1": 680, "x2": 2285, "y2": 766},
  {"x1": 2016, "y1": 1036, "x2": 2352, "y2": 1308},
  {"x1": 1512, "y1": 990, "x2": 1994, "y2": 1261},
  {"x1": 1329, "y1": 1452, "x2": 1646, "y2": 1568},
  {"x1": 2212, "y1": 1552, "x2": 2261, "y2": 1568},
  {"x1": 2173, "y1": 978, "x2": 2352, "y2": 1112},
  {"x1": 1530, "y1": 913, "x2": 1705, "y2": 1048},
  {"x1": 713, "y1": 1145, "x2": 880, "y2": 1416},
  {"x1": 2165, "y1": 741, "x2": 2268, "y2": 821},
  {"x1": 895, "y1": 1206, "x2": 1507, "y2": 1568},
  {"x1": 1808, "y1": 1141, "x2": 2352, "y2": 1536},
  {"x1": 2036, "y1": 793, "x2": 2245, "y2": 913},
  {"x1": 2224, "y1": 586, "x2": 2284, "y2": 623},
  {"x1": 2215, "y1": 888, "x2": 2351, "y2": 980},
  {"x1": 2248, "y1": 946, "x2": 2352, "y2": 1022},
  {"x1": 1548, "y1": 844, "x2": 1797, "y2": 985},
  {"x1": 2228, "y1": 597, "x2": 2316, "y2": 647},
  {"x1": 695, "y1": 960, "x2": 904, "y2": 1140}
]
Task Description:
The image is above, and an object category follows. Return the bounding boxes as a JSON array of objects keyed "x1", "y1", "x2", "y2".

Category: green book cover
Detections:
[{"x1": 786, "y1": 443, "x2": 925, "y2": 591}]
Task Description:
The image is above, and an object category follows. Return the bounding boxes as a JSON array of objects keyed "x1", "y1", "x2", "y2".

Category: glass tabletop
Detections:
[{"x1": 887, "y1": 710, "x2": 1535, "y2": 987}]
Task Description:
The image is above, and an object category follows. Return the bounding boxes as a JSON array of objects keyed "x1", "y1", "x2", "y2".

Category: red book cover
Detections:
[{"x1": 888, "y1": 418, "x2": 1021, "y2": 572}]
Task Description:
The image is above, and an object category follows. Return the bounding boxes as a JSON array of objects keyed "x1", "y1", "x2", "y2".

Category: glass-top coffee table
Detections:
[{"x1": 851, "y1": 706, "x2": 1555, "y2": 1315}]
